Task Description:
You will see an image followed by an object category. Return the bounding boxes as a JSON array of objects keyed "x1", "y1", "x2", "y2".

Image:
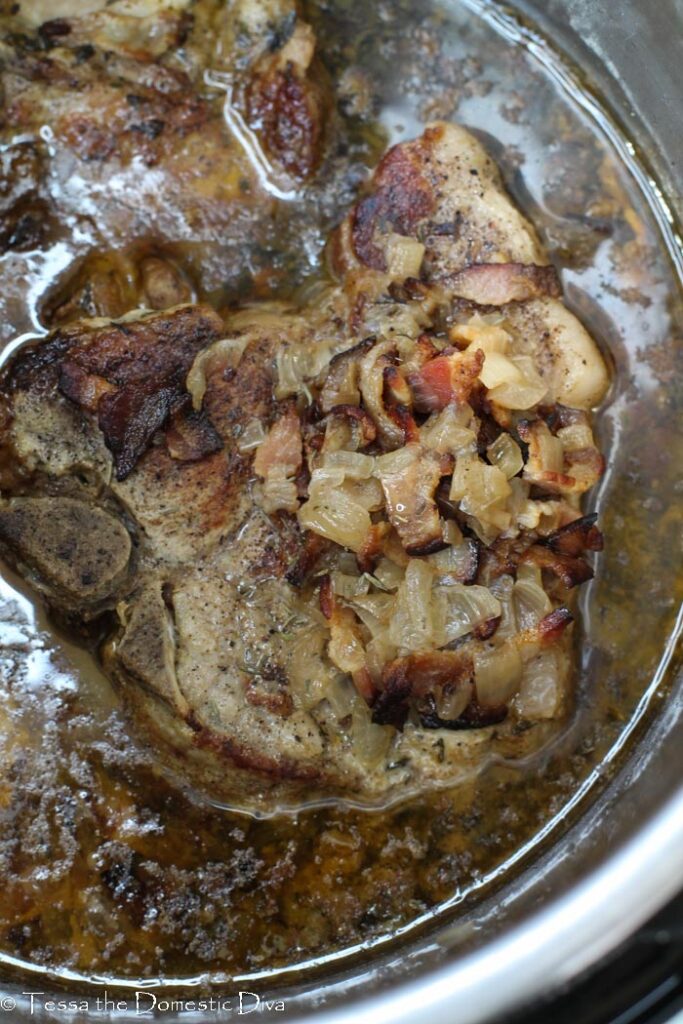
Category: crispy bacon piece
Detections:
[
  {"x1": 165, "y1": 401, "x2": 223, "y2": 463},
  {"x1": 319, "y1": 573, "x2": 335, "y2": 620},
  {"x1": 326, "y1": 404, "x2": 377, "y2": 449},
  {"x1": 564, "y1": 446, "x2": 606, "y2": 493},
  {"x1": 253, "y1": 405, "x2": 302, "y2": 478},
  {"x1": 53, "y1": 305, "x2": 225, "y2": 480},
  {"x1": 476, "y1": 534, "x2": 533, "y2": 584},
  {"x1": 386, "y1": 403, "x2": 420, "y2": 445},
  {"x1": 543, "y1": 513, "x2": 604, "y2": 556},
  {"x1": 319, "y1": 337, "x2": 375, "y2": 413},
  {"x1": 285, "y1": 531, "x2": 330, "y2": 587},
  {"x1": 408, "y1": 348, "x2": 484, "y2": 413},
  {"x1": 377, "y1": 446, "x2": 448, "y2": 556},
  {"x1": 515, "y1": 607, "x2": 574, "y2": 652},
  {"x1": 518, "y1": 418, "x2": 604, "y2": 495},
  {"x1": 522, "y1": 545, "x2": 594, "y2": 589},
  {"x1": 356, "y1": 521, "x2": 390, "y2": 574},
  {"x1": 373, "y1": 649, "x2": 474, "y2": 729},
  {"x1": 446, "y1": 262, "x2": 561, "y2": 306}
]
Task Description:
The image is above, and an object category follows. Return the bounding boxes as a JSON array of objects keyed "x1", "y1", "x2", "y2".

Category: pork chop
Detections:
[{"x1": 0, "y1": 123, "x2": 609, "y2": 810}]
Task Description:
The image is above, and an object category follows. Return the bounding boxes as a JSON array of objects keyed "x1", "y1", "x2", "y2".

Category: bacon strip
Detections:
[
  {"x1": 373, "y1": 649, "x2": 474, "y2": 729},
  {"x1": 408, "y1": 348, "x2": 483, "y2": 413},
  {"x1": 446, "y1": 262, "x2": 561, "y2": 305},
  {"x1": 253, "y1": 405, "x2": 302, "y2": 478}
]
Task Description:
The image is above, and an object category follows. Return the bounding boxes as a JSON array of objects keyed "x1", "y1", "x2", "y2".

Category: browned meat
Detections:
[{"x1": 0, "y1": 121, "x2": 609, "y2": 810}]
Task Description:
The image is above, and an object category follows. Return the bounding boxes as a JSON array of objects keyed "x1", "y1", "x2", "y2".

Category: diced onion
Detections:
[
  {"x1": 371, "y1": 557, "x2": 404, "y2": 592},
  {"x1": 487, "y1": 433, "x2": 523, "y2": 479},
  {"x1": 298, "y1": 486, "x2": 371, "y2": 552},
  {"x1": 373, "y1": 443, "x2": 419, "y2": 477},
  {"x1": 515, "y1": 648, "x2": 565, "y2": 719},
  {"x1": 451, "y1": 319, "x2": 511, "y2": 353},
  {"x1": 450, "y1": 454, "x2": 512, "y2": 532},
  {"x1": 389, "y1": 559, "x2": 435, "y2": 652},
  {"x1": 435, "y1": 680, "x2": 473, "y2": 721},
  {"x1": 351, "y1": 698, "x2": 394, "y2": 768},
  {"x1": 349, "y1": 593, "x2": 395, "y2": 636},
  {"x1": 479, "y1": 350, "x2": 519, "y2": 390},
  {"x1": 385, "y1": 233, "x2": 426, "y2": 280},
  {"x1": 474, "y1": 641, "x2": 523, "y2": 707},
  {"x1": 323, "y1": 450, "x2": 375, "y2": 479},
  {"x1": 557, "y1": 422, "x2": 594, "y2": 451},
  {"x1": 420, "y1": 403, "x2": 477, "y2": 455},
  {"x1": 236, "y1": 418, "x2": 267, "y2": 453},
  {"x1": 365, "y1": 635, "x2": 398, "y2": 683},
  {"x1": 330, "y1": 572, "x2": 370, "y2": 599},
  {"x1": 328, "y1": 609, "x2": 366, "y2": 674},
  {"x1": 429, "y1": 536, "x2": 477, "y2": 585},
  {"x1": 488, "y1": 355, "x2": 547, "y2": 410},
  {"x1": 257, "y1": 467, "x2": 299, "y2": 514},
  {"x1": 275, "y1": 340, "x2": 334, "y2": 399},
  {"x1": 436, "y1": 584, "x2": 502, "y2": 645},
  {"x1": 288, "y1": 626, "x2": 339, "y2": 710},
  {"x1": 186, "y1": 337, "x2": 249, "y2": 410},
  {"x1": 513, "y1": 577, "x2": 552, "y2": 630}
]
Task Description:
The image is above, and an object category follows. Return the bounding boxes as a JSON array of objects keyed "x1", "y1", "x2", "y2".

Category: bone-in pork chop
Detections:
[{"x1": 0, "y1": 123, "x2": 608, "y2": 810}]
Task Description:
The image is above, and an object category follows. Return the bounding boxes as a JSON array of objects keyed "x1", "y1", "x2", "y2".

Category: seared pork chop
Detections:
[{"x1": 0, "y1": 123, "x2": 609, "y2": 810}]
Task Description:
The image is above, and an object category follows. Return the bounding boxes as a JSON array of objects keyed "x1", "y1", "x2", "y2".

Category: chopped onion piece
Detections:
[
  {"x1": 350, "y1": 592, "x2": 395, "y2": 636},
  {"x1": 389, "y1": 559, "x2": 435, "y2": 652},
  {"x1": 328, "y1": 608, "x2": 367, "y2": 674},
  {"x1": 324, "y1": 675, "x2": 358, "y2": 720},
  {"x1": 289, "y1": 626, "x2": 338, "y2": 710},
  {"x1": 351, "y1": 698, "x2": 393, "y2": 768},
  {"x1": 479, "y1": 350, "x2": 520, "y2": 390},
  {"x1": 450, "y1": 454, "x2": 512, "y2": 532},
  {"x1": 420, "y1": 403, "x2": 477, "y2": 455},
  {"x1": 298, "y1": 483, "x2": 371, "y2": 552},
  {"x1": 474, "y1": 641, "x2": 523, "y2": 707},
  {"x1": 236, "y1": 418, "x2": 267, "y2": 453},
  {"x1": 322, "y1": 449, "x2": 375, "y2": 478},
  {"x1": 365, "y1": 635, "x2": 398, "y2": 683},
  {"x1": 437, "y1": 584, "x2": 502, "y2": 644},
  {"x1": 451, "y1": 319, "x2": 511, "y2": 353},
  {"x1": 257, "y1": 467, "x2": 299, "y2": 514},
  {"x1": 186, "y1": 337, "x2": 249, "y2": 410},
  {"x1": 275, "y1": 340, "x2": 334, "y2": 400},
  {"x1": 488, "y1": 433, "x2": 523, "y2": 479},
  {"x1": 557, "y1": 422, "x2": 594, "y2": 451},
  {"x1": 488, "y1": 355, "x2": 547, "y2": 410},
  {"x1": 373, "y1": 442, "x2": 419, "y2": 477},
  {"x1": 429, "y1": 543, "x2": 474, "y2": 584},
  {"x1": 344, "y1": 477, "x2": 385, "y2": 512},
  {"x1": 385, "y1": 233, "x2": 426, "y2": 280},
  {"x1": 513, "y1": 577, "x2": 552, "y2": 629},
  {"x1": 371, "y1": 557, "x2": 404, "y2": 592},
  {"x1": 331, "y1": 572, "x2": 370, "y2": 599},
  {"x1": 515, "y1": 648, "x2": 565, "y2": 719}
]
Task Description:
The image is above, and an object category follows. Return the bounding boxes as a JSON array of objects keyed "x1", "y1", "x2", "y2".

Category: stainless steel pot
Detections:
[{"x1": 1, "y1": 2, "x2": 681, "y2": 1021}]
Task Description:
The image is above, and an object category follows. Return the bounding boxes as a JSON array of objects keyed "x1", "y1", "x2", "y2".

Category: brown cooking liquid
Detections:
[{"x1": 0, "y1": 0, "x2": 682, "y2": 988}]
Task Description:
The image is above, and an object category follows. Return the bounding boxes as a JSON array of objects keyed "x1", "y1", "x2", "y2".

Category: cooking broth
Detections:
[{"x1": 0, "y1": 0, "x2": 681, "y2": 995}]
